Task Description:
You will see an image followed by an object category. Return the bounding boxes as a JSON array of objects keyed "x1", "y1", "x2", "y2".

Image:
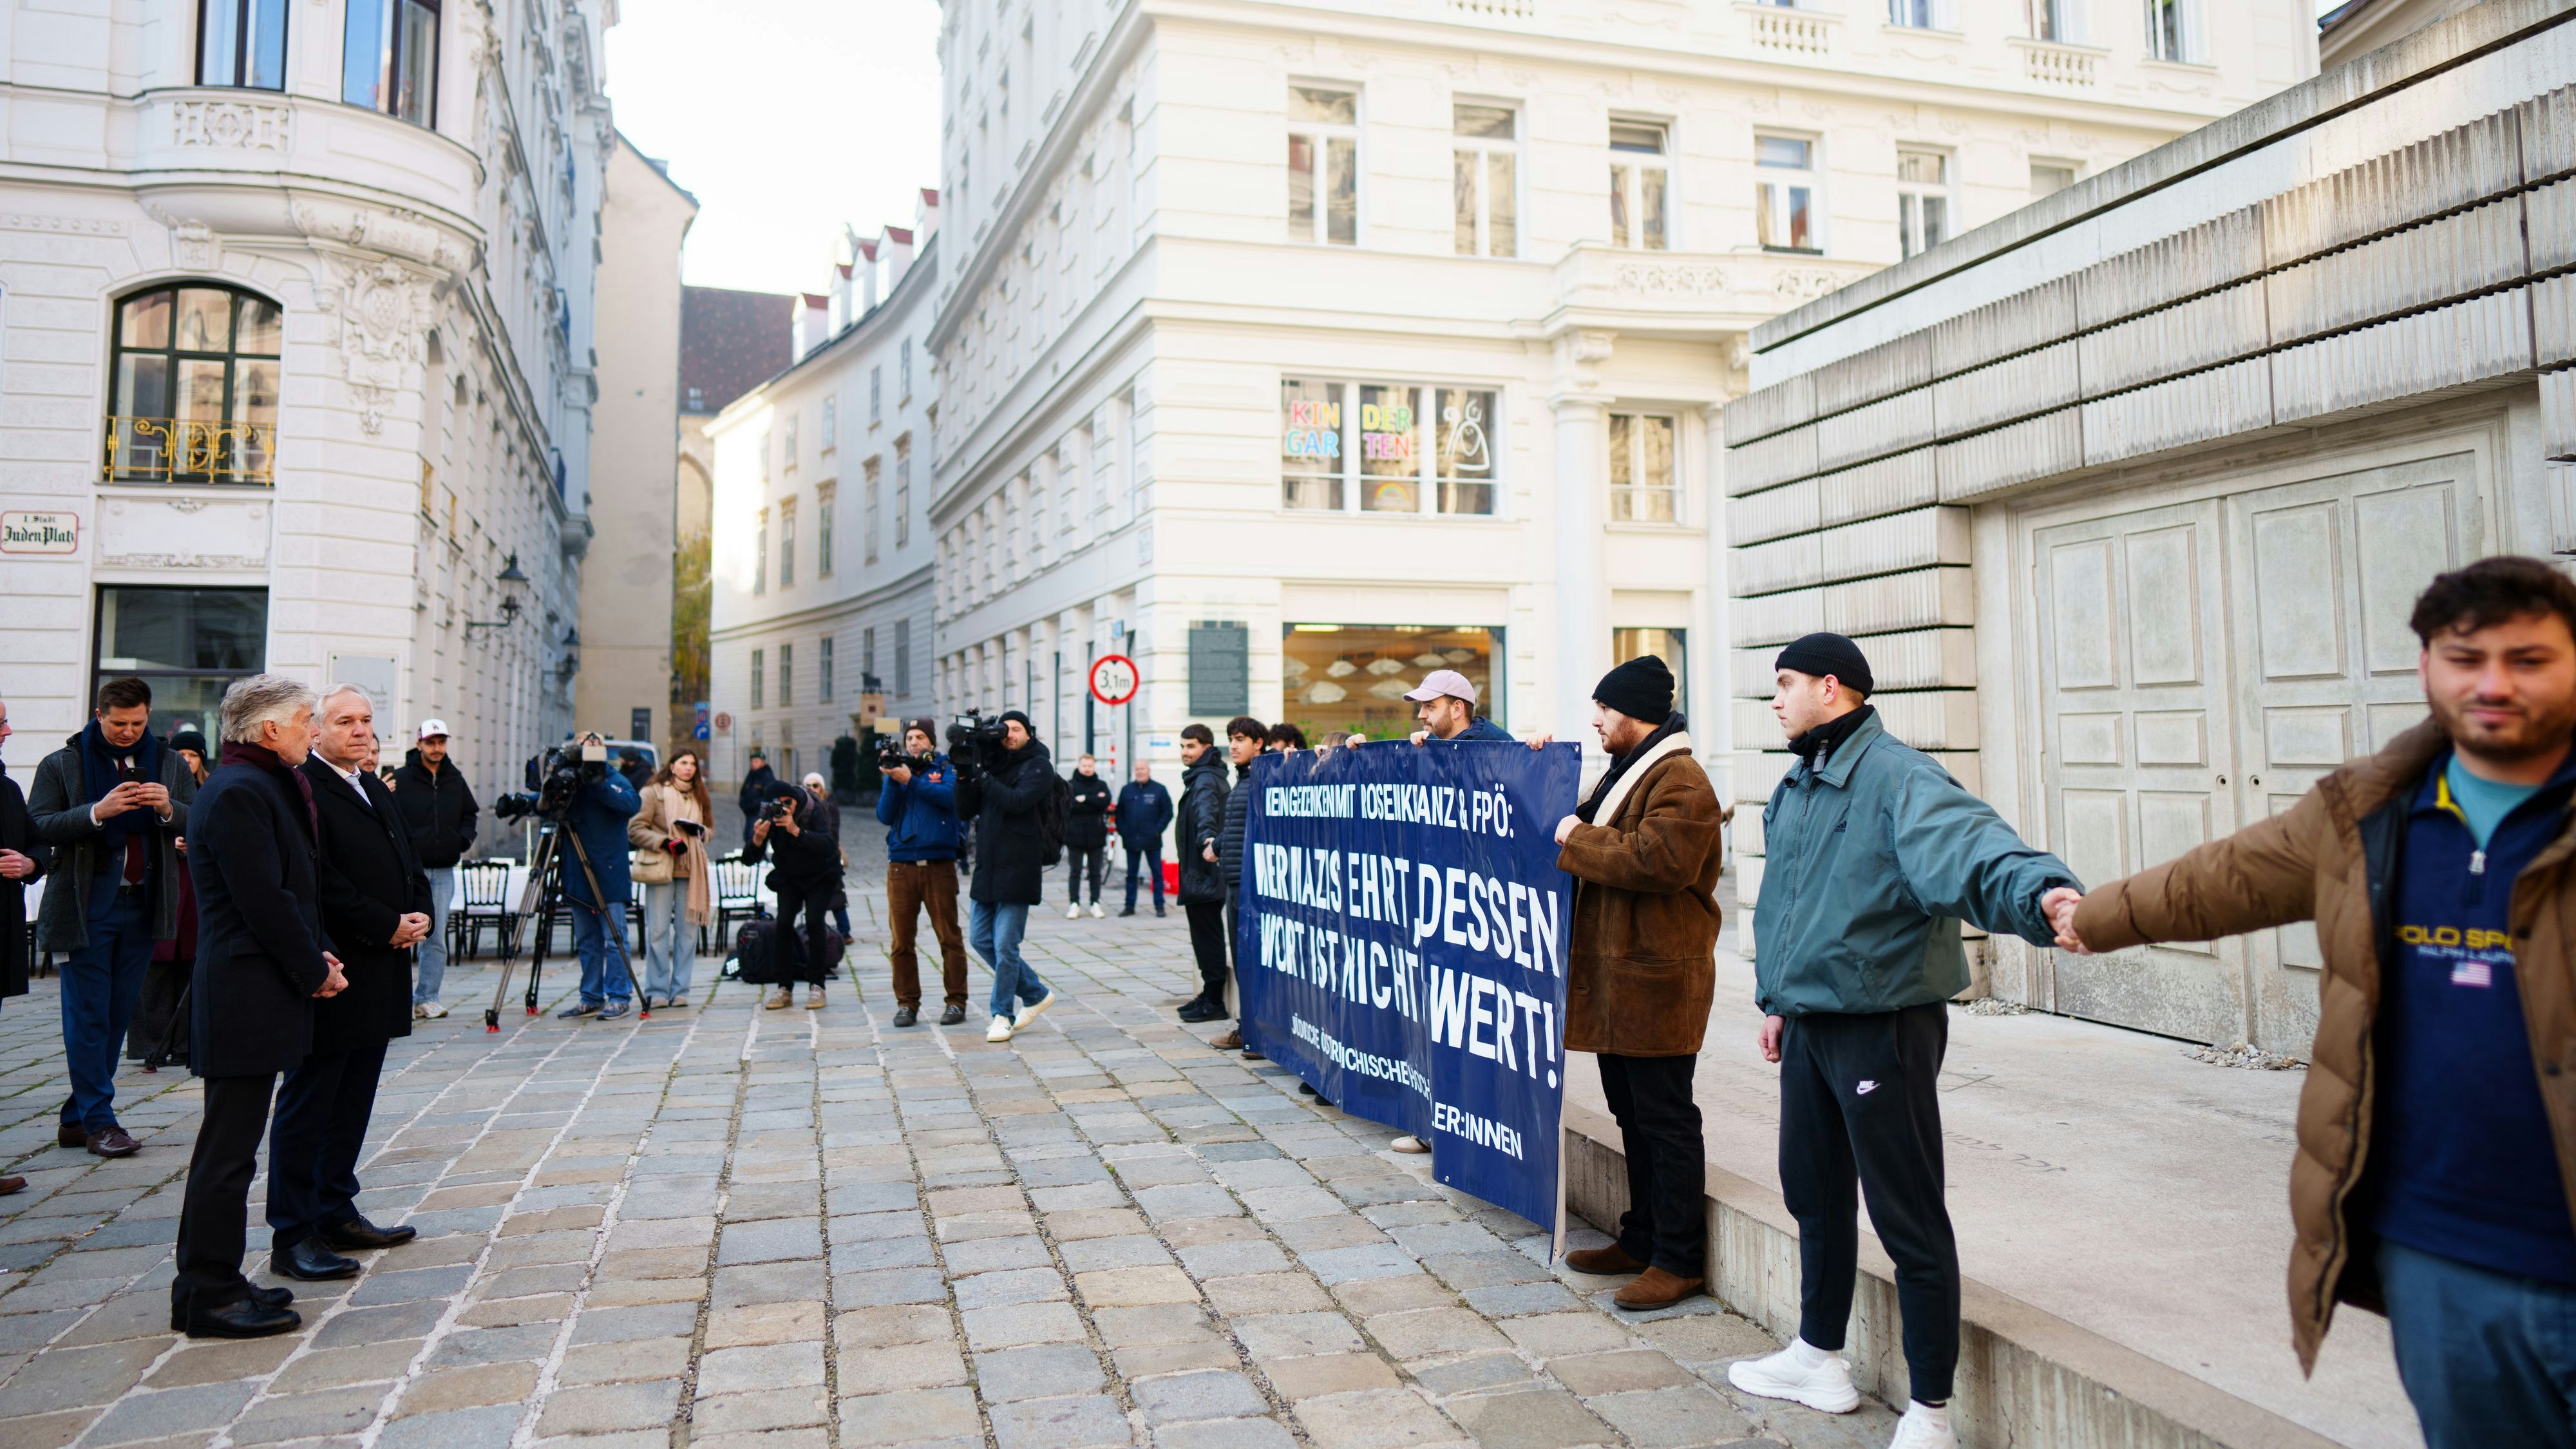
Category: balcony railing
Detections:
[
  {"x1": 102, "y1": 416, "x2": 276, "y2": 486},
  {"x1": 2015, "y1": 37, "x2": 2105, "y2": 85},
  {"x1": 1741, "y1": 3, "x2": 1838, "y2": 54}
]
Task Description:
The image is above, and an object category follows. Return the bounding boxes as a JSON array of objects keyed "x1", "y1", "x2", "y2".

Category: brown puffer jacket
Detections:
[
  {"x1": 1557, "y1": 732, "x2": 1726, "y2": 1057},
  {"x1": 2072, "y1": 717, "x2": 2576, "y2": 1373}
]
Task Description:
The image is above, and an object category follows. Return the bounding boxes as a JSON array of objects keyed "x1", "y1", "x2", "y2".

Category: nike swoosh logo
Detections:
[{"x1": 1856, "y1": 1081, "x2": 1879, "y2": 1095}]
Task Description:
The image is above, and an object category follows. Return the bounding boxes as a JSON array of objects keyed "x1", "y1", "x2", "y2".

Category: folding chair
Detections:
[{"x1": 451, "y1": 860, "x2": 513, "y2": 961}]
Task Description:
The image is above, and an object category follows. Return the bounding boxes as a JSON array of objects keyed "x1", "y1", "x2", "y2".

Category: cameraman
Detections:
[
  {"x1": 956, "y1": 711, "x2": 1059, "y2": 1043},
  {"x1": 875, "y1": 719, "x2": 966, "y2": 1028},
  {"x1": 748, "y1": 781, "x2": 842, "y2": 1010},
  {"x1": 551, "y1": 734, "x2": 643, "y2": 1021}
]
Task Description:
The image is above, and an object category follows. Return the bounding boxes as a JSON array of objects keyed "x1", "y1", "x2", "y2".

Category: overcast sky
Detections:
[{"x1": 604, "y1": 0, "x2": 943, "y2": 296}]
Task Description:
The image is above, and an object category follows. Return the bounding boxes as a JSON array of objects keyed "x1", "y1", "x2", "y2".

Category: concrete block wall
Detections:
[{"x1": 1720, "y1": 75, "x2": 2576, "y2": 951}]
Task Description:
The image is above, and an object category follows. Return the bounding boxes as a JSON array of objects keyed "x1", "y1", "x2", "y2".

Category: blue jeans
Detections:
[
  {"x1": 1124, "y1": 846, "x2": 1164, "y2": 911},
  {"x1": 62, "y1": 876, "x2": 155, "y2": 1132},
  {"x1": 2382, "y1": 1237, "x2": 2576, "y2": 1449},
  {"x1": 639, "y1": 880, "x2": 695, "y2": 1003},
  {"x1": 969, "y1": 900, "x2": 1047, "y2": 1020},
  {"x1": 570, "y1": 898, "x2": 632, "y2": 1006},
  {"x1": 415, "y1": 866, "x2": 453, "y2": 1005}
]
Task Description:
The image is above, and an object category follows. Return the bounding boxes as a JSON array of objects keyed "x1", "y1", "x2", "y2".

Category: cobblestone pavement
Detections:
[{"x1": 0, "y1": 824, "x2": 1897, "y2": 1449}]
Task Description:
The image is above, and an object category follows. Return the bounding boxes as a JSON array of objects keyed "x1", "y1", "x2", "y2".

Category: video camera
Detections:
[
  {"x1": 945, "y1": 710, "x2": 1010, "y2": 781},
  {"x1": 493, "y1": 735, "x2": 610, "y2": 823},
  {"x1": 875, "y1": 733, "x2": 934, "y2": 775}
]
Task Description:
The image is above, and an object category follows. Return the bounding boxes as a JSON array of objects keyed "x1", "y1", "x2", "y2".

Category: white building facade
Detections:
[
  {"x1": 924, "y1": 0, "x2": 2315, "y2": 791},
  {"x1": 706, "y1": 207, "x2": 943, "y2": 790},
  {"x1": 1721, "y1": 0, "x2": 2576, "y2": 1058},
  {"x1": 0, "y1": 0, "x2": 612, "y2": 813}
]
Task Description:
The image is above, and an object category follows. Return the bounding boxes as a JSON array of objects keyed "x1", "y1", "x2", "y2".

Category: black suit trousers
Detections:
[
  {"x1": 268, "y1": 1040, "x2": 389, "y2": 1250},
  {"x1": 175, "y1": 1072, "x2": 278, "y2": 1311}
]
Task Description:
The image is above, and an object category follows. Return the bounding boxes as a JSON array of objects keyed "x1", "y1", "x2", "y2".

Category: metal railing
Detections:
[{"x1": 101, "y1": 416, "x2": 276, "y2": 486}]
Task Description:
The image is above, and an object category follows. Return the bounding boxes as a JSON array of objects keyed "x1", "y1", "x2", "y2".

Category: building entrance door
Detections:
[
  {"x1": 2222, "y1": 453, "x2": 2481, "y2": 1050},
  {"x1": 2033, "y1": 499, "x2": 2248, "y2": 1045}
]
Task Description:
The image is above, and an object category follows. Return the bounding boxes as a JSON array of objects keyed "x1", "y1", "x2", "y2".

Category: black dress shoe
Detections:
[
  {"x1": 1155, "y1": 905, "x2": 1166, "y2": 918},
  {"x1": 893, "y1": 1005, "x2": 919, "y2": 1027},
  {"x1": 275, "y1": 1238, "x2": 361, "y2": 1280},
  {"x1": 1119, "y1": 907, "x2": 1136, "y2": 917},
  {"x1": 1177, "y1": 998, "x2": 1226, "y2": 1023},
  {"x1": 182, "y1": 1299, "x2": 301, "y2": 1338},
  {"x1": 251, "y1": 1284, "x2": 294, "y2": 1308},
  {"x1": 939, "y1": 1005, "x2": 965, "y2": 1025},
  {"x1": 57, "y1": 1122, "x2": 87, "y2": 1148},
  {"x1": 323, "y1": 1216, "x2": 417, "y2": 1250}
]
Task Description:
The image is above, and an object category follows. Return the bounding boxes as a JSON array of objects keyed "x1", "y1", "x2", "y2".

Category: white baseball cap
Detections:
[
  {"x1": 417, "y1": 719, "x2": 451, "y2": 740},
  {"x1": 1401, "y1": 668, "x2": 1479, "y2": 705}
]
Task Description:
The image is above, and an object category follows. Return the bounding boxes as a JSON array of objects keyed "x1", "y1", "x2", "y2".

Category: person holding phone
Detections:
[{"x1": 629, "y1": 748, "x2": 713, "y2": 1009}]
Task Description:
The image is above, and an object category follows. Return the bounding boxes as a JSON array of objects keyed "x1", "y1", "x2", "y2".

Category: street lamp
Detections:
[
  {"x1": 556, "y1": 627, "x2": 580, "y2": 685},
  {"x1": 465, "y1": 553, "x2": 530, "y2": 632}
]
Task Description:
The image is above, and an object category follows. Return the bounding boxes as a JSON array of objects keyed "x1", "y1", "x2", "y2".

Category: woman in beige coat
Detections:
[{"x1": 628, "y1": 749, "x2": 713, "y2": 1008}]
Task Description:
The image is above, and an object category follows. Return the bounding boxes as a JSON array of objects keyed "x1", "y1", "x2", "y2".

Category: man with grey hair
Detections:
[
  {"x1": 270, "y1": 685, "x2": 427, "y2": 1281},
  {"x1": 173, "y1": 675, "x2": 346, "y2": 1337}
]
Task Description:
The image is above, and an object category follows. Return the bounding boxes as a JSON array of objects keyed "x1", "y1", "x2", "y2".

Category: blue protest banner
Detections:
[{"x1": 1235, "y1": 741, "x2": 1580, "y2": 1233}]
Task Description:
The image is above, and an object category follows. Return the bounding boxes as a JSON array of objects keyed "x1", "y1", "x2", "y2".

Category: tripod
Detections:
[{"x1": 487, "y1": 820, "x2": 648, "y2": 1030}]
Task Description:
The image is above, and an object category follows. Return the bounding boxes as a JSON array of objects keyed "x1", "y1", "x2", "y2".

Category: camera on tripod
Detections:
[
  {"x1": 493, "y1": 735, "x2": 610, "y2": 822},
  {"x1": 945, "y1": 710, "x2": 1010, "y2": 780}
]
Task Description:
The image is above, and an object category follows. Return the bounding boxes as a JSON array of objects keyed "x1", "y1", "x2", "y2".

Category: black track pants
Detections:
[{"x1": 1777, "y1": 1001, "x2": 1960, "y2": 1405}]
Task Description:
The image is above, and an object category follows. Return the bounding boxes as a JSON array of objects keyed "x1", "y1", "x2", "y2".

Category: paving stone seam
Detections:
[
  {"x1": 666, "y1": 978, "x2": 784, "y2": 1449},
  {"x1": 899, "y1": 981, "x2": 1015, "y2": 1449},
  {"x1": 412, "y1": 998, "x2": 718, "y2": 1446},
  {"x1": 182, "y1": 1003, "x2": 609, "y2": 1449}
]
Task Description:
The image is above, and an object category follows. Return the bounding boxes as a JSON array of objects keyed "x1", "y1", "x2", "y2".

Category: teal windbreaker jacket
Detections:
[{"x1": 1754, "y1": 709, "x2": 2079, "y2": 1016}]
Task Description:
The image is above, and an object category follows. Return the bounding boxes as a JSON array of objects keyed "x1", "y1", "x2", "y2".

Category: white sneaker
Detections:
[
  {"x1": 1390, "y1": 1135, "x2": 1430, "y2": 1155},
  {"x1": 1888, "y1": 1401, "x2": 1955, "y2": 1449},
  {"x1": 1727, "y1": 1339, "x2": 1859, "y2": 1414},
  {"x1": 986, "y1": 1014, "x2": 1016, "y2": 1043},
  {"x1": 1089, "y1": 903, "x2": 1104, "y2": 919},
  {"x1": 1067, "y1": 903, "x2": 1083, "y2": 919},
  {"x1": 1016, "y1": 989, "x2": 1057, "y2": 1028}
]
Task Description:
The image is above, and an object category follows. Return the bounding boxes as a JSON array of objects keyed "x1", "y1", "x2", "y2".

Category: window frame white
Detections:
[
  {"x1": 1608, "y1": 119, "x2": 1671, "y2": 252},
  {"x1": 1287, "y1": 84, "x2": 1362, "y2": 247},
  {"x1": 1452, "y1": 101, "x2": 1521, "y2": 260},
  {"x1": 1278, "y1": 374, "x2": 1505, "y2": 520},
  {"x1": 1607, "y1": 410, "x2": 1683, "y2": 525},
  {"x1": 2146, "y1": 0, "x2": 2204, "y2": 61},
  {"x1": 1755, "y1": 132, "x2": 1824, "y2": 255},
  {"x1": 816, "y1": 482, "x2": 836, "y2": 578},
  {"x1": 1895, "y1": 147, "x2": 1953, "y2": 261},
  {"x1": 864, "y1": 458, "x2": 882, "y2": 565},
  {"x1": 778, "y1": 497, "x2": 797, "y2": 589}
]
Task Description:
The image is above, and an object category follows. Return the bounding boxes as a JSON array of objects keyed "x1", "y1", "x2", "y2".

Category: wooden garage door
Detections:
[{"x1": 2034, "y1": 500, "x2": 2250, "y2": 1045}]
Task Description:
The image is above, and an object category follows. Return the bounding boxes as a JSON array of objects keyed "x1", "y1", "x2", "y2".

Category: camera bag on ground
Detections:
[{"x1": 732, "y1": 916, "x2": 802, "y2": 986}]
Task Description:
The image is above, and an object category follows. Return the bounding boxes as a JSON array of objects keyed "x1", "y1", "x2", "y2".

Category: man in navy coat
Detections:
[
  {"x1": 174, "y1": 675, "x2": 345, "y2": 1338},
  {"x1": 554, "y1": 734, "x2": 642, "y2": 1020}
]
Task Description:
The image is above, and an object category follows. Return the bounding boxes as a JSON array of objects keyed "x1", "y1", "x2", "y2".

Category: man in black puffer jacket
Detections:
[
  {"x1": 956, "y1": 712, "x2": 1060, "y2": 1043},
  {"x1": 388, "y1": 724, "x2": 475, "y2": 1019},
  {"x1": 1207, "y1": 716, "x2": 1266, "y2": 1049},
  {"x1": 1175, "y1": 725, "x2": 1230, "y2": 1023},
  {"x1": 1063, "y1": 753, "x2": 1112, "y2": 920}
]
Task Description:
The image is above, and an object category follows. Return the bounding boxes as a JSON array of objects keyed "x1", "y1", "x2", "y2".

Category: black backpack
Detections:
[
  {"x1": 732, "y1": 916, "x2": 802, "y2": 985},
  {"x1": 1036, "y1": 772, "x2": 1072, "y2": 867}
]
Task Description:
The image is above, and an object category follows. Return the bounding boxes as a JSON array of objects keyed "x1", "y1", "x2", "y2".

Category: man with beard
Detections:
[
  {"x1": 956, "y1": 712, "x2": 1060, "y2": 1043},
  {"x1": 2051, "y1": 557, "x2": 2576, "y2": 1449},
  {"x1": 270, "y1": 685, "x2": 428, "y2": 1282},
  {"x1": 1551, "y1": 657, "x2": 1724, "y2": 1311}
]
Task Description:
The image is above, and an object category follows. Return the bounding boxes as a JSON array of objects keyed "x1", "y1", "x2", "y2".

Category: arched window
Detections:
[{"x1": 104, "y1": 285, "x2": 282, "y2": 486}]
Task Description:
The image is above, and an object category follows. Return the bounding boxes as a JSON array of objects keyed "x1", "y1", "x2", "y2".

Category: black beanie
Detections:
[
  {"x1": 999, "y1": 709, "x2": 1034, "y2": 735},
  {"x1": 1773, "y1": 632, "x2": 1873, "y2": 696},
  {"x1": 1593, "y1": 656, "x2": 1675, "y2": 723}
]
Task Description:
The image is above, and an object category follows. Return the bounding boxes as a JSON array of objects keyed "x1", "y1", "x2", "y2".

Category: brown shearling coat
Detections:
[
  {"x1": 2072, "y1": 717, "x2": 2576, "y2": 1374},
  {"x1": 1557, "y1": 732, "x2": 1725, "y2": 1058}
]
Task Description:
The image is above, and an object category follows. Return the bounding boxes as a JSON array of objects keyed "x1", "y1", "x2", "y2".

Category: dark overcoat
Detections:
[
  {"x1": 186, "y1": 756, "x2": 332, "y2": 1077},
  {"x1": 303, "y1": 758, "x2": 430, "y2": 1046},
  {"x1": 956, "y1": 741, "x2": 1056, "y2": 906}
]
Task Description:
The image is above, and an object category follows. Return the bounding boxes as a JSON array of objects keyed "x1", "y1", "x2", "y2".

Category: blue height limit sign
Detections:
[{"x1": 1235, "y1": 741, "x2": 1578, "y2": 1233}]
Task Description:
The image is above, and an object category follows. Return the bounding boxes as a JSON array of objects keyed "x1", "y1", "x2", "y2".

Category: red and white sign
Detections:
[
  {"x1": 1088, "y1": 653, "x2": 1139, "y2": 707},
  {"x1": 712, "y1": 711, "x2": 733, "y2": 733}
]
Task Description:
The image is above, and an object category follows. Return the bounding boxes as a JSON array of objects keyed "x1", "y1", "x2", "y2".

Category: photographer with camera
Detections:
[
  {"x1": 876, "y1": 719, "x2": 967, "y2": 1027},
  {"x1": 955, "y1": 711, "x2": 1061, "y2": 1043},
  {"x1": 737, "y1": 749, "x2": 779, "y2": 850},
  {"x1": 746, "y1": 779, "x2": 843, "y2": 1010},
  {"x1": 546, "y1": 734, "x2": 643, "y2": 1021}
]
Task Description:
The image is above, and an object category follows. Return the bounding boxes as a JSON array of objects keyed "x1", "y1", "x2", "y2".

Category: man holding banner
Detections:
[{"x1": 1549, "y1": 656, "x2": 1725, "y2": 1311}]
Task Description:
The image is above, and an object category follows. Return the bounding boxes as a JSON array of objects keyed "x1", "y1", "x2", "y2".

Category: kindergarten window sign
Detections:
[{"x1": 1280, "y1": 376, "x2": 1500, "y2": 516}]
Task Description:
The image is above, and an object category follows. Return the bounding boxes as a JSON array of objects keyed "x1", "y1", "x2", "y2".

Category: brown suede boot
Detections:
[
  {"x1": 1564, "y1": 1243, "x2": 1647, "y2": 1276},
  {"x1": 1613, "y1": 1266, "x2": 1705, "y2": 1310}
]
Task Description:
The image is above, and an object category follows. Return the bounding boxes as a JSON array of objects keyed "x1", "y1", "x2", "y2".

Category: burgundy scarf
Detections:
[{"x1": 222, "y1": 741, "x2": 318, "y2": 842}]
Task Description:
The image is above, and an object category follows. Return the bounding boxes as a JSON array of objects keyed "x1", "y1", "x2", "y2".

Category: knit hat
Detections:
[
  {"x1": 904, "y1": 717, "x2": 937, "y2": 741},
  {"x1": 1773, "y1": 632, "x2": 1874, "y2": 696},
  {"x1": 170, "y1": 730, "x2": 209, "y2": 757},
  {"x1": 1593, "y1": 656, "x2": 1675, "y2": 723},
  {"x1": 999, "y1": 710, "x2": 1034, "y2": 734}
]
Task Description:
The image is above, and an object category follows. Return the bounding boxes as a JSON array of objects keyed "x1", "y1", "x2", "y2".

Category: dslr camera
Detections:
[
  {"x1": 875, "y1": 733, "x2": 933, "y2": 775},
  {"x1": 493, "y1": 734, "x2": 610, "y2": 822},
  {"x1": 759, "y1": 791, "x2": 800, "y2": 825}
]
